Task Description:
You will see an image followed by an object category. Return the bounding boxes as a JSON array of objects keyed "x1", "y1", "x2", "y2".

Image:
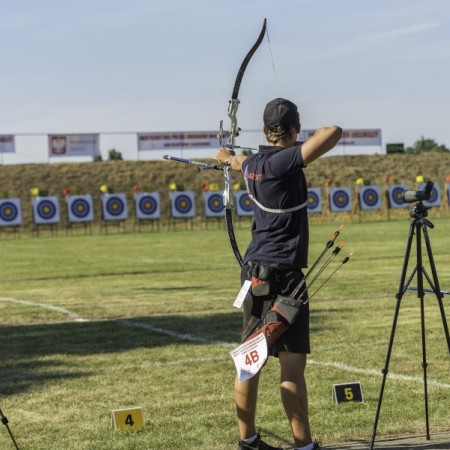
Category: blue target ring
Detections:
[
  {"x1": 307, "y1": 191, "x2": 320, "y2": 210},
  {"x1": 238, "y1": 193, "x2": 252, "y2": 213},
  {"x1": 428, "y1": 187, "x2": 438, "y2": 204},
  {"x1": 361, "y1": 188, "x2": 379, "y2": 207},
  {"x1": 332, "y1": 190, "x2": 350, "y2": 208},
  {"x1": 391, "y1": 186, "x2": 406, "y2": 206},
  {"x1": 138, "y1": 195, "x2": 158, "y2": 215},
  {"x1": 36, "y1": 199, "x2": 57, "y2": 220},
  {"x1": 106, "y1": 196, "x2": 125, "y2": 217},
  {"x1": 207, "y1": 193, "x2": 223, "y2": 213},
  {"x1": 174, "y1": 194, "x2": 193, "y2": 214},
  {"x1": 0, "y1": 201, "x2": 19, "y2": 222},
  {"x1": 362, "y1": 188, "x2": 380, "y2": 208},
  {"x1": 418, "y1": 182, "x2": 440, "y2": 206},
  {"x1": 71, "y1": 198, "x2": 91, "y2": 219}
]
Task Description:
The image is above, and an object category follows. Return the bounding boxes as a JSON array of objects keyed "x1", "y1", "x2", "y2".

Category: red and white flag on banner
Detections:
[
  {"x1": 0, "y1": 135, "x2": 15, "y2": 153},
  {"x1": 230, "y1": 333, "x2": 268, "y2": 382},
  {"x1": 48, "y1": 134, "x2": 99, "y2": 157}
]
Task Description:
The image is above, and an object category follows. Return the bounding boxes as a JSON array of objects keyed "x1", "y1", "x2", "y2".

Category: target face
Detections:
[
  {"x1": 66, "y1": 195, "x2": 94, "y2": 222},
  {"x1": 235, "y1": 190, "x2": 254, "y2": 217},
  {"x1": 359, "y1": 186, "x2": 381, "y2": 210},
  {"x1": 0, "y1": 198, "x2": 22, "y2": 226},
  {"x1": 329, "y1": 187, "x2": 352, "y2": 212},
  {"x1": 204, "y1": 191, "x2": 224, "y2": 217},
  {"x1": 307, "y1": 188, "x2": 322, "y2": 213},
  {"x1": 102, "y1": 193, "x2": 128, "y2": 221},
  {"x1": 387, "y1": 184, "x2": 409, "y2": 209},
  {"x1": 33, "y1": 196, "x2": 60, "y2": 224},
  {"x1": 170, "y1": 192, "x2": 196, "y2": 218},
  {"x1": 419, "y1": 182, "x2": 441, "y2": 207},
  {"x1": 135, "y1": 192, "x2": 160, "y2": 219}
]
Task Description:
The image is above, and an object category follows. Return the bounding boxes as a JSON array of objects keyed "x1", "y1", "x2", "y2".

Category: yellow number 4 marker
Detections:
[{"x1": 111, "y1": 407, "x2": 144, "y2": 430}]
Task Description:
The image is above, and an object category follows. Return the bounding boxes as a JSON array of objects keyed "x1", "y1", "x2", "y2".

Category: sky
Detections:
[{"x1": 1, "y1": 0, "x2": 450, "y2": 163}]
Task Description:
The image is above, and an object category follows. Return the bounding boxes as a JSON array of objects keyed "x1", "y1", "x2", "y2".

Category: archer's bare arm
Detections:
[{"x1": 301, "y1": 126, "x2": 342, "y2": 165}]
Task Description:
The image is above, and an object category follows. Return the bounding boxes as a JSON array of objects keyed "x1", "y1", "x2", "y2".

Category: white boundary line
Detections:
[
  {"x1": 1, "y1": 296, "x2": 449, "y2": 389},
  {"x1": 307, "y1": 359, "x2": 450, "y2": 389},
  {"x1": 0, "y1": 296, "x2": 88, "y2": 322},
  {"x1": 117, "y1": 319, "x2": 230, "y2": 346}
]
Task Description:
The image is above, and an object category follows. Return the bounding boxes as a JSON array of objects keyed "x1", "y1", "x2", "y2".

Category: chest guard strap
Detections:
[{"x1": 244, "y1": 166, "x2": 307, "y2": 214}]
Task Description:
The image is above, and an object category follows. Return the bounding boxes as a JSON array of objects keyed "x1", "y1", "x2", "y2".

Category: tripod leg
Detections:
[
  {"x1": 0, "y1": 409, "x2": 20, "y2": 450},
  {"x1": 370, "y1": 220, "x2": 415, "y2": 449},
  {"x1": 415, "y1": 224, "x2": 431, "y2": 440},
  {"x1": 370, "y1": 295, "x2": 403, "y2": 449},
  {"x1": 422, "y1": 224, "x2": 450, "y2": 355},
  {"x1": 419, "y1": 294, "x2": 430, "y2": 440}
]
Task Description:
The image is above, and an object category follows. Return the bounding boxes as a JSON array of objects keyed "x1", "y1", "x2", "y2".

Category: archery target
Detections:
[
  {"x1": 66, "y1": 195, "x2": 94, "y2": 222},
  {"x1": 101, "y1": 193, "x2": 129, "y2": 221},
  {"x1": 170, "y1": 191, "x2": 196, "y2": 218},
  {"x1": 203, "y1": 191, "x2": 224, "y2": 217},
  {"x1": 0, "y1": 198, "x2": 22, "y2": 226},
  {"x1": 307, "y1": 188, "x2": 322, "y2": 213},
  {"x1": 419, "y1": 182, "x2": 441, "y2": 207},
  {"x1": 32, "y1": 196, "x2": 60, "y2": 224},
  {"x1": 135, "y1": 192, "x2": 161, "y2": 219},
  {"x1": 387, "y1": 184, "x2": 409, "y2": 209},
  {"x1": 329, "y1": 187, "x2": 352, "y2": 212},
  {"x1": 235, "y1": 190, "x2": 254, "y2": 217},
  {"x1": 359, "y1": 185, "x2": 382, "y2": 210}
]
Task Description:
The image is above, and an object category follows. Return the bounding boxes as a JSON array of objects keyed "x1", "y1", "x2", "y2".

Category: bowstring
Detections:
[{"x1": 265, "y1": 23, "x2": 277, "y2": 84}]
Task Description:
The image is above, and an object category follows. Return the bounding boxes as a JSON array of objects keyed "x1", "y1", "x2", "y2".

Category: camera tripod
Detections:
[
  {"x1": 0, "y1": 408, "x2": 19, "y2": 449},
  {"x1": 370, "y1": 201, "x2": 450, "y2": 449}
]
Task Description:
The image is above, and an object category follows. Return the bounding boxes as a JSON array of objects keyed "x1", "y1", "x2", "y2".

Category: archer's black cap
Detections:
[{"x1": 263, "y1": 98, "x2": 300, "y2": 131}]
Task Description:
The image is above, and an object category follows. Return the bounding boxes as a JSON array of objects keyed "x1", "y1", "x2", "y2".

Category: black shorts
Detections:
[{"x1": 240, "y1": 263, "x2": 311, "y2": 357}]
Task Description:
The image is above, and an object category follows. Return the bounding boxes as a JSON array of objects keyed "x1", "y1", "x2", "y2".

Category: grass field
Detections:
[{"x1": 1, "y1": 214, "x2": 450, "y2": 449}]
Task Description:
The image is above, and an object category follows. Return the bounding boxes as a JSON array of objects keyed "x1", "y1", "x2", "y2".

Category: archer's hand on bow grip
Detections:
[{"x1": 213, "y1": 147, "x2": 236, "y2": 165}]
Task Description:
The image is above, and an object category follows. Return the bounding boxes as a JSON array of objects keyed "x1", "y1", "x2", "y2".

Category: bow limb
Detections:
[
  {"x1": 222, "y1": 18, "x2": 267, "y2": 267},
  {"x1": 227, "y1": 18, "x2": 267, "y2": 150}
]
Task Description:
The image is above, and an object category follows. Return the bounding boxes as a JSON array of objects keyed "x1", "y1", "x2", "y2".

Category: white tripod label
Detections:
[{"x1": 230, "y1": 332, "x2": 268, "y2": 382}]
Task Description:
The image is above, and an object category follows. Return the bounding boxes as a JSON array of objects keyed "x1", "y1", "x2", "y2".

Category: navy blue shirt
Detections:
[{"x1": 241, "y1": 144, "x2": 309, "y2": 268}]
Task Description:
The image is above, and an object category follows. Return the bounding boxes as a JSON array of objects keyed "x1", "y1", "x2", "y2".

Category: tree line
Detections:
[{"x1": 406, "y1": 137, "x2": 449, "y2": 153}]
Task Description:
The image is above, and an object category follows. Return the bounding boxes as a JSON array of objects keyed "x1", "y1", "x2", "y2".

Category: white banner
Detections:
[
  {"x1": 299, "y1": 129, "x2": 381, "y2": 146},
  {"x1": 137, "y1": 131, "x2": 222, "y2": 151},
  {"x1": 0, "y1": 135, "x2": 15, "y2": 153},
  {"x1": 48, "y1": 134, "x2": 99, "y2": 157}
]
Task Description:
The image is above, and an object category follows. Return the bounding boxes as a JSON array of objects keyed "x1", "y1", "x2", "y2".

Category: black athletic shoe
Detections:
[{"x1": 237, "y1": 433, "x2": 283, "y2": 450}]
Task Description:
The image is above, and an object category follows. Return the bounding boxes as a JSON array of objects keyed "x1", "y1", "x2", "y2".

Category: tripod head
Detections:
[
  {"x1": 401, "y1": 181, "x2": 434, "y2": 226},
  {"x1": 410, "y1": 200, "x2": 430, "y2": 218},
  {"x1": 410, "y1": 201, "x2": 434, "y2": 228}
]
